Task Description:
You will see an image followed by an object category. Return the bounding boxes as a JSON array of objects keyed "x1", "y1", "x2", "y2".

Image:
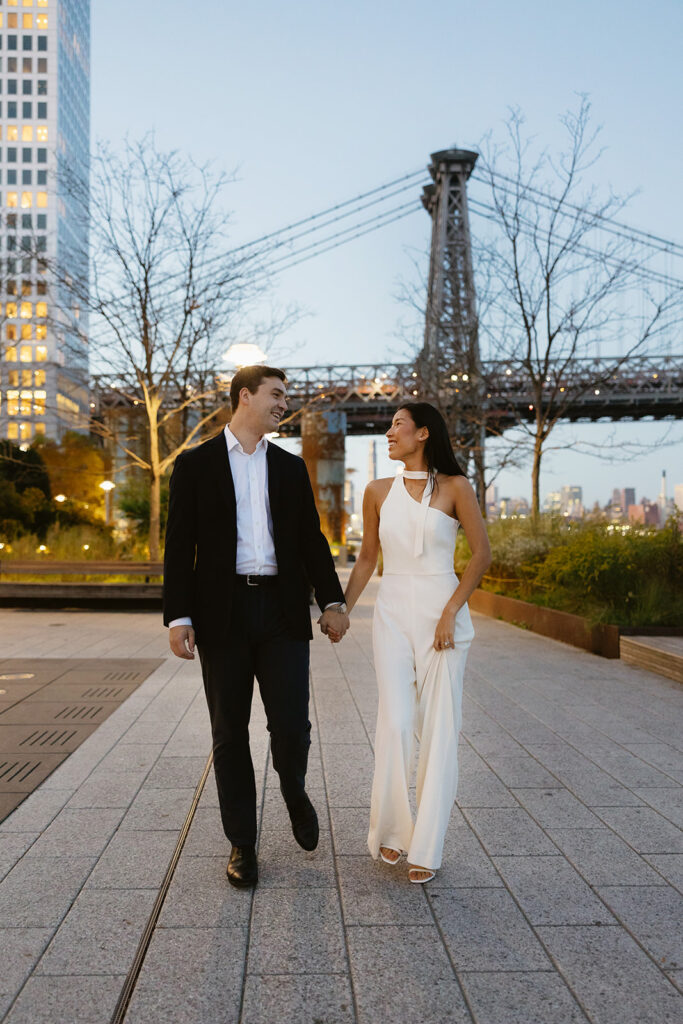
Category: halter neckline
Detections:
[{"x1": 403, "y1": 470, "x2": 429, "y2": 480}]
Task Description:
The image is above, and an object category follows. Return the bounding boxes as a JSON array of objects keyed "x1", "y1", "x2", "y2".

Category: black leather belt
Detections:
[{"x1": 235, "y1": 574, "x2": 279, "y2": 587}]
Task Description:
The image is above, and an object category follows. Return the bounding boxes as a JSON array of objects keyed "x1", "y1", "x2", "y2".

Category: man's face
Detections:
[{"x1": 241, "y1": 376, "x2": 288, "y2": 433}]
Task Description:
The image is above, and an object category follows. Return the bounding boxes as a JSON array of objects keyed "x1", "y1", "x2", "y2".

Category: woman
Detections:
[{"x1": 332, "y1": 402, "x2": 491, "y2": 883}]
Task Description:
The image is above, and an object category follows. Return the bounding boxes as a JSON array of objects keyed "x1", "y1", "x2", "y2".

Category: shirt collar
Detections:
[{"x1": 224, "y1": 425, "x2": 268, "y2": 456}]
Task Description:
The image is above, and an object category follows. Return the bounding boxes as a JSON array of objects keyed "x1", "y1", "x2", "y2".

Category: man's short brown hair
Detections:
[{"x1": 230, "y1": 365, "x2": 287, "y2": 410}]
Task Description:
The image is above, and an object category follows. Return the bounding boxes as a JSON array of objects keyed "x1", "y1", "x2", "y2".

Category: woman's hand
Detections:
[{"x1": 433, "y1": 608, "x2": 456, "y2": 651}]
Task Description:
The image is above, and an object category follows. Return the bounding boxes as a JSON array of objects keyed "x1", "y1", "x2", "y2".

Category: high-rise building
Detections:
[
  {"x1": 675, "y1": 484, "x2": 683, "y2": 513},
  {"x1": 0, "y1": 0, "x2": 90, "y2": 446}
]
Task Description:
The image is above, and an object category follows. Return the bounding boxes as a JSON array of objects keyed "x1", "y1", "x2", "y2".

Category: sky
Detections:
[{"x1": 92, "y1": 0, "x2": 683, "y2": 508}]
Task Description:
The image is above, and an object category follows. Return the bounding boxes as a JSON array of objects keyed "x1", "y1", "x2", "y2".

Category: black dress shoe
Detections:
[
  {"x1": 226, "y1": 844, "x2": 258, "y2": 888},
  {"x1": 288, "y1": 793, "x2": 319, "y2": 851}
]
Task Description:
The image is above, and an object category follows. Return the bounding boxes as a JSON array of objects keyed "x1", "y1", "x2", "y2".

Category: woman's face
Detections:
[{"x1": 386, "y1": 410, "x2": 428, "y2": 461}]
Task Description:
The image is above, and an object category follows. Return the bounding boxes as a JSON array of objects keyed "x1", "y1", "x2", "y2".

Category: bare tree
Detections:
[
  {"x1": 52, "y1": 136, "x2": 295, "y2": 557},
  {"x1": 475, "y1": 98, "x2": 682, "y2": 517}
]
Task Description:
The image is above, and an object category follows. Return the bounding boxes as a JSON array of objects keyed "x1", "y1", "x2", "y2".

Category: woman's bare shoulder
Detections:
[{"x1": 366, "y1": 477, "x2": 394, "y2": 495}]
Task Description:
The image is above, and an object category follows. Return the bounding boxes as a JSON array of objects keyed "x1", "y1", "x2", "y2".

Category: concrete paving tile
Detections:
[
  {"x1": 337, "y1": 854, "x2": 433, "y2": 925},
  {"x1": 537, "y1": 925, "x2": 682, "y2": 1024},
  {"x1": 249, "y1": 888, "x2": 345, "y2": 973},
  {"x1": 329, "y1": 806, "x2": 371, "y2": 856},
  {"x1": 0, "y1": 855, "x2": 95, "y2": 927},
  {"x1": 66, "y1": 770, "x2": 146, "y2": 809},
  {"x1": 461, "y1": 971, "x2": 589, "y2": 1024},
  {"x1": 36, "y1": 888, "x2": 157, "y2": 975},
  {"x1": 547, "y1": 828, "x2": 667, "y2": 886},
  {"x1": 431, "y1": 888, "x2": 551, "y2": 971},
  {"x1": 625, "y1": 743, "x2": 683, "y2": 774},
  {"x1": 29, "y1": 807, "x2": 124, "y2": 858},
  {"x1": 3, "y1": 975, "x2": 124, "y2": 1024},
  {"x1": 634, "y1": 789, "x2": 683, "y2": 828},
  {"x1": 0, "y1": 789, "x2": 72, "y2": 833},
  {"x1": 118, "y1": 786, "x2": 195, "y2": 830},
  {"x1": 457, "y1": 769, "x2": 518, "y2": 807},
  {"x1": 644, "y1": 855, "x2": 683, "y2": 892},
  {"x1": 0, "y1": 928, "x2": 53, "y2": 1018},
  {"x1": 433, "y1": 813, "x2": 504, "y2": 888},
  {"x1": 241, "y1": 974, "x2": 354, "y2": 1024},
  {"x1": 492, "y1": 855, "x2": 615, "y2": 926},
  {"x1": 464, "y1": 807, "x2": 559, "y2": 856},
  {"x1": 181, "y1": 807, "x2": 229, "y2": 857},
  {"x1": 588, "y1": 749, "x2": 676, "y2": 789},
  {"x1": 347, "y1": 924, "x2": 471, "y2": 1024},
  {"x1": 120, "y1": 718, "x2": 178, "y2": 744},
  {"x1": 596, "y1": 886, "x2": 683, "y2": 968},
  {"x1": 87, "y1": 829, "x2": 180, "y2": 889},
  {"x1": 142, "y1": 754, "x2": 208, "y2": 789},
  {"x1": 124, "y1": 926, "x2": 247, "y2": 1024},
  {"x1": 595, "y1": 806, "x2": 683, "y2": 853},
  {"x1": 0, "y1": 832, "x2": 38, "y2": 882},
  {"x1": 322, "y1": 744, "x2": 373, "y2": 807},
  {"x1": 96, "y1": 742, "x2": 164, "y2": 774},
  {"x1": 256, "y1": 828, "x2": 336, "y2": 888},
  {"x1": 316, "y1": 716, "x2": 369, "y2": 743},
  {"x1": 512, "y1": 787, "x2": 604, "y2": 828},
  {"x1": 157, "y1": 855, "x2": 252, "y2": 928}
]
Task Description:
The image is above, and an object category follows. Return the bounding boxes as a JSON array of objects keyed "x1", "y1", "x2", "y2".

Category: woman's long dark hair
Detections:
[{"x1": 397, "y1": 402, "x2": 466, "y2": 478}]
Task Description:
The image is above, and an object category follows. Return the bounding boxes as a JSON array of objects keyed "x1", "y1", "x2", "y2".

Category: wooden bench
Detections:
[{"x1": 0, "y1": 561, "x2": 164, "y2": 608}]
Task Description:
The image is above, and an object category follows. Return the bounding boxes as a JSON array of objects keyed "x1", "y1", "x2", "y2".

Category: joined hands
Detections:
[{"x1": 318, "y1": 608, "x2": 350, "y2": 644}]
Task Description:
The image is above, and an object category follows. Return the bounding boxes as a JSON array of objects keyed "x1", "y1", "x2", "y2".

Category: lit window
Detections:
[
  {"x1": 21, "y1": 192, "x2": 32, "y2": 209},
  {"x1": 21, "y1": 368, "x2": 32, "y2": 386},
  {"x1": 21, "y1": 324, "x2": 32, "y2": 339},
  {"x1": 20, "y1": 390, "x2": 32, "y2": 415},
  {"x1": 7, "y1": 193, "x2": 18, "y2": 208},
  {"x1": 37, "y1": 191, "x2": 47, "y2": 208},
  {"x1": 21, "y1": 281, "x2": 32, "y2": 297},
  {"x1": 19, "y1": 421, "x2": 32, "y2": 441},
  {"x1": 7, "y1": 423, "x2": 19, "y2": 440},
  {"x1": 19, "y1": 345, "x2": 32, "y2": 362},
  {"x1": 8, "y1": 14, "x2": 18, "y2": 28},
  {"x1": 20, "y1": 301, "x2": 32, "y2": 318},
  {"x1": 22, "y1": 126, "x2": 33, "y2": 141},
  {"x1": 7, "y1": 126, "x2": 19, "y2": 142},
  {"x1": 6, "y1": 326, "x2": 18, "y2": 342},
  {"x1": 23, "y1": 0, "x2": 34, "y2": 6},
  {"x1": 38, "y1": 1, "x2": 49, "y2": 6},
  {"x1": 6, "y1": 302, "x2": 18, "y2": 318},
  {"x1": 7, "y1": 391, "x2": 19, "y2": 416},
  {"x1": 5, "y1": 346, "x2": 18, "y2": 362},
  {"x1": 34, "y1": 369, "x2": 45, "y2": 386},
  {"x1": 33, "y1": 390, "x2": 45, "y2": 415},
  {"x1": 0, "y1": 16, "x2": 3, "y2": 28},
  {"x1": 34, "y1": 421, "x2": 45, "y2": 435},
  {"x1": 35, "y1": 344, "x2": 47, "y2": 360},
  {"x1": 36, "y1": 325, "x2": 47, "y2": 340},
  {"x1": 22, "y1": 14, "x2": 33, "y2": 28},
  {"x1": 36, "y1": 127, "x2": 48, "y2": 142},
  {"x1": 36, "y1": 301, "x2": 47, "y2": 318},
  {"x1": 37, "y1": 14, "x2": 47, "y2": 28}
]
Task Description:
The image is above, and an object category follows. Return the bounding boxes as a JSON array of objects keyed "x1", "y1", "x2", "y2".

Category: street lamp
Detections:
[
  {"x1": 99, "y1": 480, "x2": 115, "y2": 526},
  {"x1": 54, "y1": 494, "x2": 66, "y2": 503},
  {"x1": 223, "y1": 343, "x2": 266, "y2": 368}
]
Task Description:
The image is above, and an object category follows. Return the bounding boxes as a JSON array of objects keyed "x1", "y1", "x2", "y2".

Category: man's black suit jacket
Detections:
[{"x1": 162, "y1": 432, "x2": 345, "y2": 643}]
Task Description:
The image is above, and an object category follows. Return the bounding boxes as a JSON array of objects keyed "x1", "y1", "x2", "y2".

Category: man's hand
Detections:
[
  {"x1": 318, "y1": 608, "x2": 350, "y2": 644},
  {"x1": 169, "y1": 624, "x2": 196, "y2": 660}
]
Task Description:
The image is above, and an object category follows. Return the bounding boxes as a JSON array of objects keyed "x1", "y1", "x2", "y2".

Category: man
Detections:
[{"x1": 163, "y1": 365, "x2": 349, "y2": 888}]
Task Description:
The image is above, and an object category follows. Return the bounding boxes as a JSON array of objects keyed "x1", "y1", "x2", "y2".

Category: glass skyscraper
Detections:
[{"x1": 0, "y1": 0, "x2": 90, "y2": 446}]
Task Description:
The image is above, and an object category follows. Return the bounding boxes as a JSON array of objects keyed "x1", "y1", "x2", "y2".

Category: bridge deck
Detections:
[{"x1": 0, "y1": 582, "x2": 681, "y2": 1023}]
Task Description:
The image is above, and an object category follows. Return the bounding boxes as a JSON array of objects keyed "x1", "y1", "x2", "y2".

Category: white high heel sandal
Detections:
[
  {"x1": 379, "y1": 846, "x2": 401, "y2": 865},
  {"x1": 408, "y1": 866, "x2": 436, "y2": 884}
]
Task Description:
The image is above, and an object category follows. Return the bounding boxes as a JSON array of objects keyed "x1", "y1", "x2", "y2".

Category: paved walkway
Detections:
[{"x1": 0, "y1": 579, "x2": 681, "y2": 1023}]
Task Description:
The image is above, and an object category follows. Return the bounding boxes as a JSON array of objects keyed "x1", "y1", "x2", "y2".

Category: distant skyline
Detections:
[{"x1": 92, "y1": 1, "x2": 683, "y2": 505}]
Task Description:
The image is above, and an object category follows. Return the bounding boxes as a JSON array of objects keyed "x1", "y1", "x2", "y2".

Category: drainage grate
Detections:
[
  {"x1": 81, "y1": 685, "x2": 126, "y2": 699},
  {"x1": 54, "y1": 704, "x2": 106, "y2": 721},
  {"x1": 0, "y1": 657, "x2": 163, "y2": 821},
  {"x1": 19, "y1": 727, "x2": 80, "y2": 748},
  {"x1": 0, "y1": 759, "x2": 42, "y2": 784}
]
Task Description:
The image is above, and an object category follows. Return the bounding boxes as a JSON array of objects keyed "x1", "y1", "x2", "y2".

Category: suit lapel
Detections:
[
  {"x1": 266, "y1": 442, "x2": 284, "y2": 550},
  {"x1": 208, "y1": 432, "x2": 236, "y2": 517}
]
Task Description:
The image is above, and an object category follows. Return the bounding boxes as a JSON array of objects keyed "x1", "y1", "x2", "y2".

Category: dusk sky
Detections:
[{"x1": 92, "y1": 0, "x2": 683, "y2": 508}]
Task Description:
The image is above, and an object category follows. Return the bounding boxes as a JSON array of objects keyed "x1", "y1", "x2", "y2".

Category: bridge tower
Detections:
[{"x1": 420, "y1": 149, "x2": 485, "y2": 502}]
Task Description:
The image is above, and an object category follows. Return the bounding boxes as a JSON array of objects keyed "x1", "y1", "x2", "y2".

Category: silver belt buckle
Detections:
[{"x1": 246, "y1": 574, "x2": 259, "y2": 586}]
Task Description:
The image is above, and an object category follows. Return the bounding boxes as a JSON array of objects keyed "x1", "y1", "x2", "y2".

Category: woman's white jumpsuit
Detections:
[{"x1": 367, "y1": 473, "x2": 474, "y2": 870}]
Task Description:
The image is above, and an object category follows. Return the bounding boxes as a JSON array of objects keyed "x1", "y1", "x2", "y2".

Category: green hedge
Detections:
[{"x1": 456, "y1": 516, "x2": 683, "y2": 627}]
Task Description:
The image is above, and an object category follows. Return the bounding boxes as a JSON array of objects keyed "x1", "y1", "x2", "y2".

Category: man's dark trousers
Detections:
[{"x1": 198, "y1": 579, "x2": 310, "y2": 847}]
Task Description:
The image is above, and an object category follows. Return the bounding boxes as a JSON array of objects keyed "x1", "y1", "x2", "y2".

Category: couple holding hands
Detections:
[{"x1": 163, "y1": 365, "x2": 490, "y2": 888}]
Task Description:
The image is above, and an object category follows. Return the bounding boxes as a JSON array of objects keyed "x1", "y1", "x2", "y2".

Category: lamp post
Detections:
[
  {"x1": 223, "y1": 343, "x2": 266, "y2": 369},
  {"x1": 99, "y1": 480, "x2": 115, "y2": 526}
]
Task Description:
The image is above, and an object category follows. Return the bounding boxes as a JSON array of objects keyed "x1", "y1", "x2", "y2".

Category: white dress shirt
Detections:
[{"x1": 168, "y1": 426, "x2": 277, "y2": 629}]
